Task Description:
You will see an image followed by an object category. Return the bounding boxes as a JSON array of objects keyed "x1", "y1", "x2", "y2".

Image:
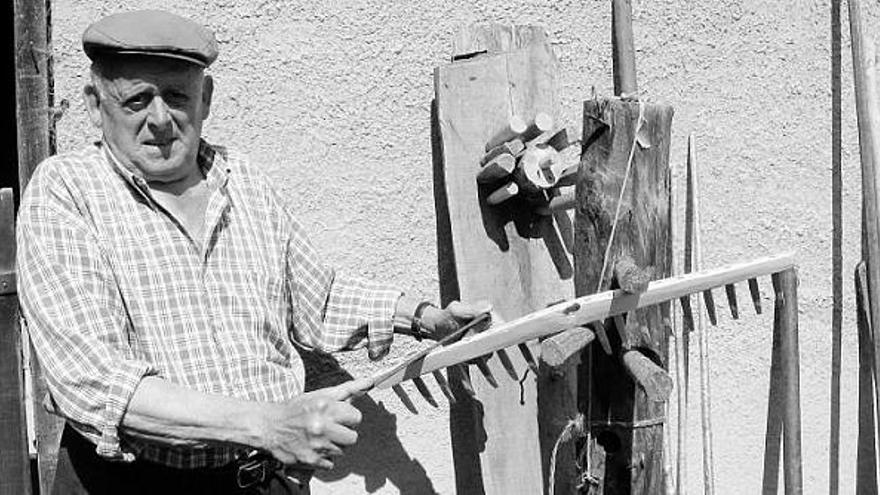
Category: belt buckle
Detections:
[{"x1": 236, "y1": 452, "x2": 271, "y2": 489}]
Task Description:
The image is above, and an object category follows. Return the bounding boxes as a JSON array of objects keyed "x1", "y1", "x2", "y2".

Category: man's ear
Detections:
[
  {"x1": 201, "y1": 75, "x2": 214, "y2": 120},
  {"x1": 83, "y1": 84, "x2": 103, "y2": 128}
]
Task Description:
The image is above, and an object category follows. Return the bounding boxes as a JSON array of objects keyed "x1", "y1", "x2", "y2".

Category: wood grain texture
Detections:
[
  {"x1": 433, "y1": 25, "x2": 573, "y2": 494},
  {"x1": 0, "y1": 188, "x2": 31, "y2": 495},
  {"x1": 772, "y1": 269, "x2": 803, "y2": 494},
  {"x1": 576, "y1": 98, "x2": 673, "y2": 494}
]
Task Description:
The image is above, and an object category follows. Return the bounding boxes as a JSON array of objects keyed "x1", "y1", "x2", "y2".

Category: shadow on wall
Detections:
[{"x1": 301, "y1": 348, "x2": 440, "y2": 494}]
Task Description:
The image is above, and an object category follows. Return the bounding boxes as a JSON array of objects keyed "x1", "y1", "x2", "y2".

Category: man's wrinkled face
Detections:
[{"x1": 84, "y1": 56, "x2": 213, "y2": 182}]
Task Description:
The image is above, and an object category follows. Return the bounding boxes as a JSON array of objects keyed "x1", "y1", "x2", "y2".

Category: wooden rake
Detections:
[{"x1": 363, "y1": 252, "x2": 804, "y2": 495}]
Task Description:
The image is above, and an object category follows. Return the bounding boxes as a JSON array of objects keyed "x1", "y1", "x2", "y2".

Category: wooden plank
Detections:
[
  {"x1": 576, "y1": 97, "x2": 673, "y2": 494},
  {"x1": 0, "y1": 188, "x2": 31, "y2": 495},
  {"x1": 433, "y1": 25, "x2": 572, "y2": 494},
  {"x1": 373, "y1": 254, "x2": 795, "y2": 388}
]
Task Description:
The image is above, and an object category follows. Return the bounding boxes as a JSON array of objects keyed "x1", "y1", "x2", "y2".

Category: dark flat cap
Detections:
[{"x1": 83, "y1": 10, "x2": 218, "y2": 67}]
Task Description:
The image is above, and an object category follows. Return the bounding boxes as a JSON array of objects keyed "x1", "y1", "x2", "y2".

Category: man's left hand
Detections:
[{"x1": 420, "y1": 300, "x2": 493, "y2": 341}]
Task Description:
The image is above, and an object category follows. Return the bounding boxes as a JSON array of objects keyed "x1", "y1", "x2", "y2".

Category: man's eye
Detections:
[
  {"x1": 164, "y1": 92, "x2": 190, "y2": 107},
  {"x1": 124, "y1": 95, "x2": 151, "y2": 111}
]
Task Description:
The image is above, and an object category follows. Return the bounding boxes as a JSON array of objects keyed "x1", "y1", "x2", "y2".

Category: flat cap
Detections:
[{"x1": 83, "y1": 10, "x2": 218, "y2": 67}]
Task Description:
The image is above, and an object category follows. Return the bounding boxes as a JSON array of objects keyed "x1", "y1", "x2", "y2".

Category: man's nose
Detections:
[{"x1": 146, "y1": 96, "x2": 173, "y2": 130}]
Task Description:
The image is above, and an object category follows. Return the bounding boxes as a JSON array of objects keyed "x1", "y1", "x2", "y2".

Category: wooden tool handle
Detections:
[{"x1": 612, "y1": 0, "x2": 638, "y2": 96}]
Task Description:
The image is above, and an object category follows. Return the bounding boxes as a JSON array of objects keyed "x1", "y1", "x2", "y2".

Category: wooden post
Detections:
[
  {"x1": 575, "y1": 99, "x2": 673, "y2": 493},
  {"x1": 0, "y1": 189, "x2": 31, "y2": 495},
  {"x1": 433, "y1": 25, "x2": 574, "y2": 494},
  {"x1": 15, "y1": 0, "x2": 61, "y2": 492},
  {"x1": 855, "y1": 262, "x2": 878, "y2": 494},
  {"x1": 773, "y1": 269, "x2": 804, "y2": 494}
]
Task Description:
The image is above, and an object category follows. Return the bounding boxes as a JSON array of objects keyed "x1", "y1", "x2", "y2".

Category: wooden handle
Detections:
[{"x1": 612, "y1": 0, "x2": 638, "y2": 96}]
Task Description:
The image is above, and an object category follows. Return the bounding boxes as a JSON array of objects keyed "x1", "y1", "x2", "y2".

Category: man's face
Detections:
[{"x1": 84, "y1": 56, "x2": 213, "y2": 183}]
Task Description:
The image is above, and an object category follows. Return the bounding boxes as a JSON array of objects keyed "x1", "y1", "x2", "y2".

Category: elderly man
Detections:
[{"x1": 17, "y1": 9, "x2": 488, "y2": 495}]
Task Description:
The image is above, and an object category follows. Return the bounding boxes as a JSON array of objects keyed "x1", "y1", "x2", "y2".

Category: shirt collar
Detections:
[{"x1": 100, "y1": 139, "x2": 231, "y2": 197}]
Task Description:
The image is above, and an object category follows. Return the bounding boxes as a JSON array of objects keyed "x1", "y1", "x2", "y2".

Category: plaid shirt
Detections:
[{"x1": 16, "y1": 140, "x2": 401, "y2": 468}]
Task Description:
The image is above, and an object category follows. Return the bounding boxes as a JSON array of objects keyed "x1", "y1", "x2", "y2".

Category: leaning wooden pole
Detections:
[
  {"x1": 773, "y1": 269, "x2": 803, "y2": 494},
  {"x1": 848, "y1": 0, "x2": 880, "y2": 454}
]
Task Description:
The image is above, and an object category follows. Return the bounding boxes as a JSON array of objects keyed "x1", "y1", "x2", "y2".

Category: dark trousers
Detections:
[{"x1": 52, "y1": 426, "x2": 308, "y2": 495}]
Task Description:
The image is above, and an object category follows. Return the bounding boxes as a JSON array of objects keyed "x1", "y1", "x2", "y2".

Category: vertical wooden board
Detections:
[
  {"x1": 434, "y1": 38, "x2": 574, "y2": 494},
  {"x1": 0, "y1": 188, "x2": 31, "y2": 495},
  {"x1": 575, "y1": 99, "x2": 673, "y2": 494}
]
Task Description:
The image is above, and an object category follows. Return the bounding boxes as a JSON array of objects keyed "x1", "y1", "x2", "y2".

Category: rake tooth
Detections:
[
  {"x1": 748, "y1": 277, "x2": 763, "y2": 314},
  {"x1": 613, "y1": 314, "x2": 628, "y2": 342},
  {"x1": 702, "y1": 289, "x2": 718, "y2": 325},
  {"x1": 452, "y1": 364, "x2": 477, "y2": 397},
  {"x1": 725, "y1": 283, "x2": 740, "y2": 319},
  {"x1": 518, "y1": 343, "x2": 540, "y2": 374},
  {"x1": 592, "y1": 321, "x2": 613, "y2": 355},
  {"x1": 432, "y1": 370, "x2": 456, "y2": 404},
  {"x1": 495, "y1": 348, "x2": 520, "y2": 381},
  {"x1": 411, "y1": 377, "x2": 438, "y2": 407},
  {"x1": 679, "y1": 296, "x2": 695, "y2": 334},
  {"x1": 475, "y1": 358, "x2": 499, "y2": 388},
  {"x1": 392, "y1": 384, "x2": 418, "y2": 414}
]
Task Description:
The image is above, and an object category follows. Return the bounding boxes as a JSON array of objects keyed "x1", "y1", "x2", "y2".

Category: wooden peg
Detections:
[
  {"x1": 680, "y1": 295, "x2": 695, "y2": 334},
  {"x1": 614, "y1": 255, "x2": 652, "y2": 293},
  {"x1": 555, "y1": 165, "x2": 579, "y2": 187},
  {"x1": 486, "y1": 115, "x2": 528, "y2": 151},
  {"x1": 495, "y1": 348, "x2": 519, "y2": 380},
  {"x1": 725, "y1": 283, "x2": 740, "y2": 319},
  {"x1": 703, "y1": 289, "x2": 718, "y2": 325},
  {"x1": 412, "y1": 377, "x2": 438, "y2": 407},
  {"x1": 432, "y1": 370, "x2": 456, "y2": 404},
  {"x1": 521, "y1": 112, "x2": 554, "y2": 142},
  {"x1": 539, "y1": 326, "x2": 595, "y2": 368},
  {"x1": 392, "y1": 384, "x2": 418, "y2": 414},
  {"x1": 474, "y1": 358, "x2": 499, "y2": 387},
  {"x1": 592, "y1": 321, "x2": 613, "y2": 355},
  {"x1": 748, "y1": 278, "x2": 763, "y2": 314},
  {"x1": 476, "y1": 153, "x2": 516, "y2": 183},
  {"x1": 486, "y1": 182, "x2": 519, "y2": 205},
  {"x1": 622, "y1": 349, "x2": 674, "y2": 402},
  {"x1": 534, "y1": 191, "x2": 575, "y2": 216},
  {"x1": 545, "y1": 128, "x2": 570, "y2": 151},
  {"x1": 481, "y1": 138, "x2": 525, "y2": 165},
  {"x1": 518, "y1": 343, "x2": 539, "y2": 374}
]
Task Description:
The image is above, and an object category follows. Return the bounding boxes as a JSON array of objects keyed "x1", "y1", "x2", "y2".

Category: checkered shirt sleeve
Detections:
[{"x1": 17, "y1": 164, "x2": 159, "y2": 461}]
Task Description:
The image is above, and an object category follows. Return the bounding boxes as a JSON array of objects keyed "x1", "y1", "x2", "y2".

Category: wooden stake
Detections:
[
  {"x1": 0, "y1": 189, "x2": 31, "y2": 495},
  {"x1": 486, "y1": 182, "x2": 519, "y2": 205},
  {"x1": 772, "y1": 269, "x2": 804, "y2": 494},
  {"x1": 477, "y1": 153, "x2": 516, "y2": 183},
  {"x1": 539, "y1": 326, "x2": 595, "y2": 368},
  {"x1": 849, "y1": 0, "x2": 880, "y2": 471},
  {"x1": 612, "y1": 0, "x2": 638, "y2": 96},
  {"x1": 622, "y1": 349, "x2": 674, "y2": 402},
  {"x1": 486, "y1": 115, "x2": 528, "y2": 151},
  {"x1": 855, "y1": 262, "x2": 878, "y2": 494}
]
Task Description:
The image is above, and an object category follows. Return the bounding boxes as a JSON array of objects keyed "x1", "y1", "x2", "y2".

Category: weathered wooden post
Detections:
[
  {"x1": 574, "y1": 0, "x2": 674, "y2": 492},
  {"x1": 0, "y1": 189, "x2": 31, "y2": 495},
  {"x1": 14, "y1": 0, "x2": 60, "y2": 491}
]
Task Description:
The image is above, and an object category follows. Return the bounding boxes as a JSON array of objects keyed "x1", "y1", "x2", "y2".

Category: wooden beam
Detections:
[
  {"x1": 577, "y1": 95, "x2": 673, "y2": 493},
  {"x1": 372, "y1": 254, "x2": 795, "y2": 388},
  {"x1": 434, "y1": 25, "x2": 571, "y2": 494},
  {"x1": 0, "y1": 189, "x2": 31, "y2": 495},
  {"x1": 772, "y1": 269, "x2": 803, "y2": 494}
]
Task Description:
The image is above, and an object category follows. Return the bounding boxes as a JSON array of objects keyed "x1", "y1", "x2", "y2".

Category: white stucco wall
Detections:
[{"x1": 49, "y1": 1, "x2": 875, "y2": 493}]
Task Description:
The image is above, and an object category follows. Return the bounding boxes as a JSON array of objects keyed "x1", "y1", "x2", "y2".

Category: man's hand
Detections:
[
  {"x1": 256, "y1": 378, "x2": 371, "y2": 470},
  {"x1": 421, "y1": 300, "x2": 493, "y2": 341}
]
